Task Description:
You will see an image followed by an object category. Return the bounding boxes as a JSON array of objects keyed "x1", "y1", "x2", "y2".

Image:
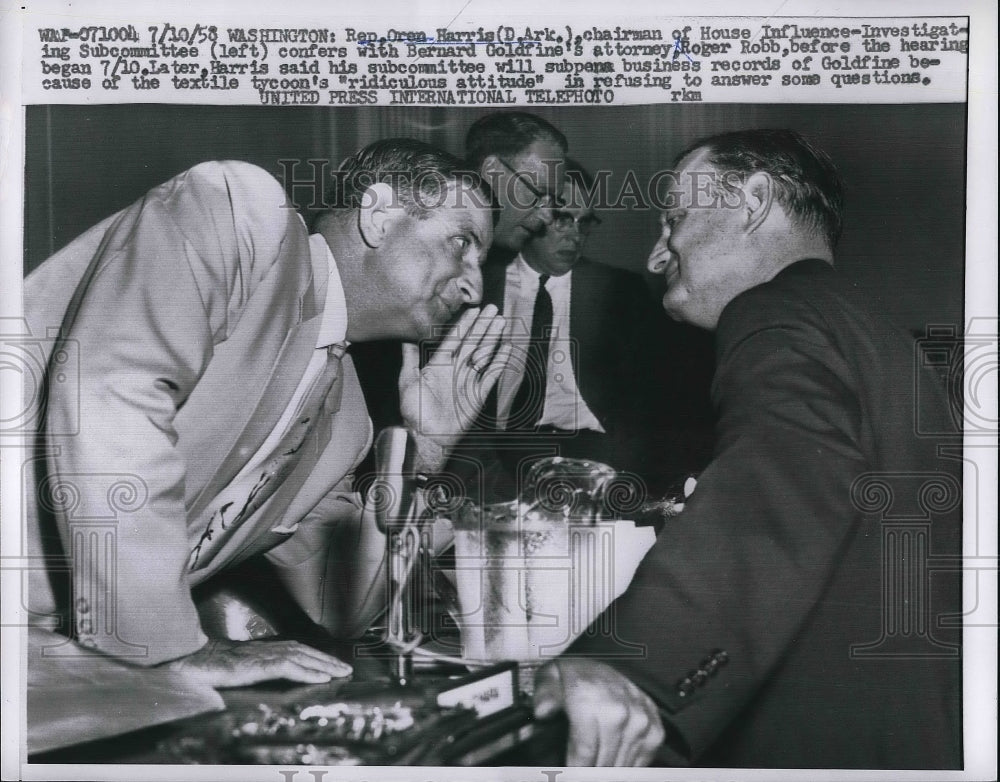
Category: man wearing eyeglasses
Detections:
[
  {"x1": 351, "y1": 111, "x2": 572, "y2": 480},
  {"x1": 446, "y1": 161, "x2": 695, "y2": 503},
  {"x1": 464, "y1": 111, "x2": 569, "y2": 258}
]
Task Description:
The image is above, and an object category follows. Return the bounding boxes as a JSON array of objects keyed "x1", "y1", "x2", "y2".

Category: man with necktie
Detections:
[
  {"x1": 449, "y1": 161, "x2": 714, "y2": 502},
  {"x1": 531, "y1": 130, "x2": 962, "y2": 769},
  {"x1": 23, "y1": 139, "x2": 510, "y2": 686},
  {"x1": 351, "y1": 111, "x2": 571, "y2": 491},
  {"x1": 464, "y1": 111, "x2": 568, "y2": 260}
]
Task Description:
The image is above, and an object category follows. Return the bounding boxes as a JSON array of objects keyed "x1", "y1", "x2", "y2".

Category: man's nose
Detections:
[
  {"x1": 647, "y1": 220, "x2": 672, "y2": 273},
  {"x1": 535, "y1": 203, "x2": 555, "y2": 226},
  {"x1": 647, "y1": 252, "x2": 669, "y2": 275},
  {"x1": 647, "y1": 238, "x2": 671, "y2": 274},
  {"x1": 457, "y1": 263, "x2": 483, "y2": 305}
]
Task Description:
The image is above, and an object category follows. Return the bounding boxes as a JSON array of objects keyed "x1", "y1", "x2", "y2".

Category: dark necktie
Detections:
[{"x1": 508, "y1": 274, "x2": 552, "y2": 430}]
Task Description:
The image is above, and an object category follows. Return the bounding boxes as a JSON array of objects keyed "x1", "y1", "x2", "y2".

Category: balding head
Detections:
[{"x1": 647, "y1": 129, "x2": 841, "y2": 330}]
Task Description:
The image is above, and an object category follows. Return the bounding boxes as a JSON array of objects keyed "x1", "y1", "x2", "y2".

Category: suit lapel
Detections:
[
  {"x1": 196, "y1": 357, "x2": 366, "y2": 575},
  {"x1": 183, "y1": 228, "x2": 327, "y2": 522},
  {"x1": 479, "y1": 258, "x2": 508, "y2": 426},
  {"x1": 482, "y1": 257, "x2": 507, "y2": 310},
  {"x1": 568, "y1": 262, "x2": 589, "y2": 388},
  {"x1": 567, "y1": 260, "x2": 610, "y2": 425},
  {"x1": 277, "y1": 354, "x2": 371, "y2": 527}
]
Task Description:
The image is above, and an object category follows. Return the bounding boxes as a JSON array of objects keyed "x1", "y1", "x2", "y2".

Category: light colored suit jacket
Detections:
[{"x1": 24, "y1": 161, "x2": 379, "y2": 665}]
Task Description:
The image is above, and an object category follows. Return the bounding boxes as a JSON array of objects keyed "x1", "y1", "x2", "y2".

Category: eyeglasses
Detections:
[
  {"x1": 551, "y1": 210, "x2": 601, "y2": 237},
  {"x1": 496, "y1": 157, "x2": 566, "y2": 210}
]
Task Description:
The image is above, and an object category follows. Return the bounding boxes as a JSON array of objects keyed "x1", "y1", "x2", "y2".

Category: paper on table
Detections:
[{"x1": 27, "y1": 627, "x2": 225, "y2": 754}]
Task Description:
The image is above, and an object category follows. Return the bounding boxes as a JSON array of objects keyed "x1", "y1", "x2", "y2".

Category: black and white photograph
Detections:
[{"x1": 1, "y1": 2, "x2": 996, "y2": 781}]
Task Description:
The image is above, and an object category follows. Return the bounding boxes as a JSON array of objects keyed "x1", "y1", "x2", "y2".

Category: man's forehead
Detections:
[
  {"x1": 439, "y1": 179, "x2": 490, "y2": 209},
  {"x1": 429, "y1": 185, "x2": 492, "y2": 231},
  {"x1": 669, "y1": 147, "x2": 723, "y2": 209}
]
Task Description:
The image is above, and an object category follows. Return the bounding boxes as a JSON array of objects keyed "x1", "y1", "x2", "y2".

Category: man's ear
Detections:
[
  {"x1": 479, "y1": 154, "x2": 502, "y2": 180},
  {"x1": 742, "y1": 171, "x2": 774, "y2": 233},
  {"x1": 357, "y1": 182, "x2": 398, "y2": 248}
]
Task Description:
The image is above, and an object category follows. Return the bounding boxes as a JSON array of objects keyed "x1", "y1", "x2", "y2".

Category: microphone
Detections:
[
  {"x1": 372, "y1": 426, "x2": 418, "y2": 534},
  {"x1": 372, "y1": 427, "x2": 423, "y2": 684}
]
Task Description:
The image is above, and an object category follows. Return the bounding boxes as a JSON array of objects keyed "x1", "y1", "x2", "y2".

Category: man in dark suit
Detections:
[
  {"x1": 465, "y1": 111, "x2": 568, "y2": 259},
  {"x1": 532, "y1": 130, "x2": 962, "y2": 769},
  {"x1": 448, "y1": 162, "x2": 713, "y2": 502}
]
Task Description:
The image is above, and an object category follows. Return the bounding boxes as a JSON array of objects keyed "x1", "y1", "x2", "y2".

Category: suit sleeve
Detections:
[
  {"x1": 42, "y1": 162, "x2": 297, "y2": 664},
  {"x1": 568, "y1": 293, "x2": 870, "y2": 762},
  {"x1": 263, "y1": 479, "x2": 379, "y2": 637}
]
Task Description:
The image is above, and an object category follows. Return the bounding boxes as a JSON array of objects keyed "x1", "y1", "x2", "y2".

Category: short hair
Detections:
[
  {"x1": 465, "y1": 111, "x2": 568, "y2": 170},
  {"x1": 678, "y1": 129, "x2": 845, "y2": 247},
  {"x1": 323, "y1": 137, "x2": 490, "y2": 218}
]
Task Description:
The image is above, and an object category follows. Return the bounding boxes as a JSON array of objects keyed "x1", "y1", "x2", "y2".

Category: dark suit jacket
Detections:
[
  {"x1": 571, "y1": 259, "x2": 963, "y2": 769},
  {"x1": 446, "y1": 254, "x2": 714, "y2": 503}
]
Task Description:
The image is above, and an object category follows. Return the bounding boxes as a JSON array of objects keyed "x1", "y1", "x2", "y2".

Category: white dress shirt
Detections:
[{"x1": 497, "y1": 255, "x2": 605, "y2": 433}]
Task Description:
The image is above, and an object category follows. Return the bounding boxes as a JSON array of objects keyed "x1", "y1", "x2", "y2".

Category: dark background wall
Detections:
[{"x1": 25, "y1": 103, "x2": 966, "y2": 333}]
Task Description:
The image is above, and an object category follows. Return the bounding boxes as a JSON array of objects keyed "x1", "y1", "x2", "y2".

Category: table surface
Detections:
[{"x1": 28, "y1": 632, "x2": 568, "y2": 767}]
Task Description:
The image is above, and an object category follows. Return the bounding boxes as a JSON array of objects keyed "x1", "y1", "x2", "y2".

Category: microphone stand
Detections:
[{"x1": 372, "y1": 427, "x2": 425, "y2": 686}]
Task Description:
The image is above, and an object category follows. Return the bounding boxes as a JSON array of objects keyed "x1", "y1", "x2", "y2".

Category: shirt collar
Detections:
[
  {"x1": 515, "y1": 253, "x2": 571, "y2": 293},
  {"x1": 310, "y1": 233, "x2": 349, "y2": 348}
]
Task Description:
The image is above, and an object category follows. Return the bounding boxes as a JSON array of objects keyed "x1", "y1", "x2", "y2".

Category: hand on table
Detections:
[
  {"x1": 533, "y1": 658, "x2": 666, "y2": 766},
  {"x1": 160, "y1": 639, "x2": 352, "y2": 688},
  {"x1": 398, "y1": 305, "x2": 511, "y2": 472}
]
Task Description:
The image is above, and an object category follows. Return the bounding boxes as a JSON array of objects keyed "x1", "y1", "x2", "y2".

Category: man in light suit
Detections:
[
  {"x1": 351, "y1": 111, "x2": 570, "y2": 484},
  {"x1": 24, "y1": 139, "x2": 510, "y2": 686},
  {"x1": 532, "y1": 130, "x2": 962, "y2": 768}
]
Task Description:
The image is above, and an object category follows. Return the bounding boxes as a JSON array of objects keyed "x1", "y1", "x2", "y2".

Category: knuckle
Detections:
[
  {"x1": 605, "y1": 703, "x2": 629, "y2": 727},
  {"x1": 630, "y1": 710, "x2": 650, "y2": 734}
]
